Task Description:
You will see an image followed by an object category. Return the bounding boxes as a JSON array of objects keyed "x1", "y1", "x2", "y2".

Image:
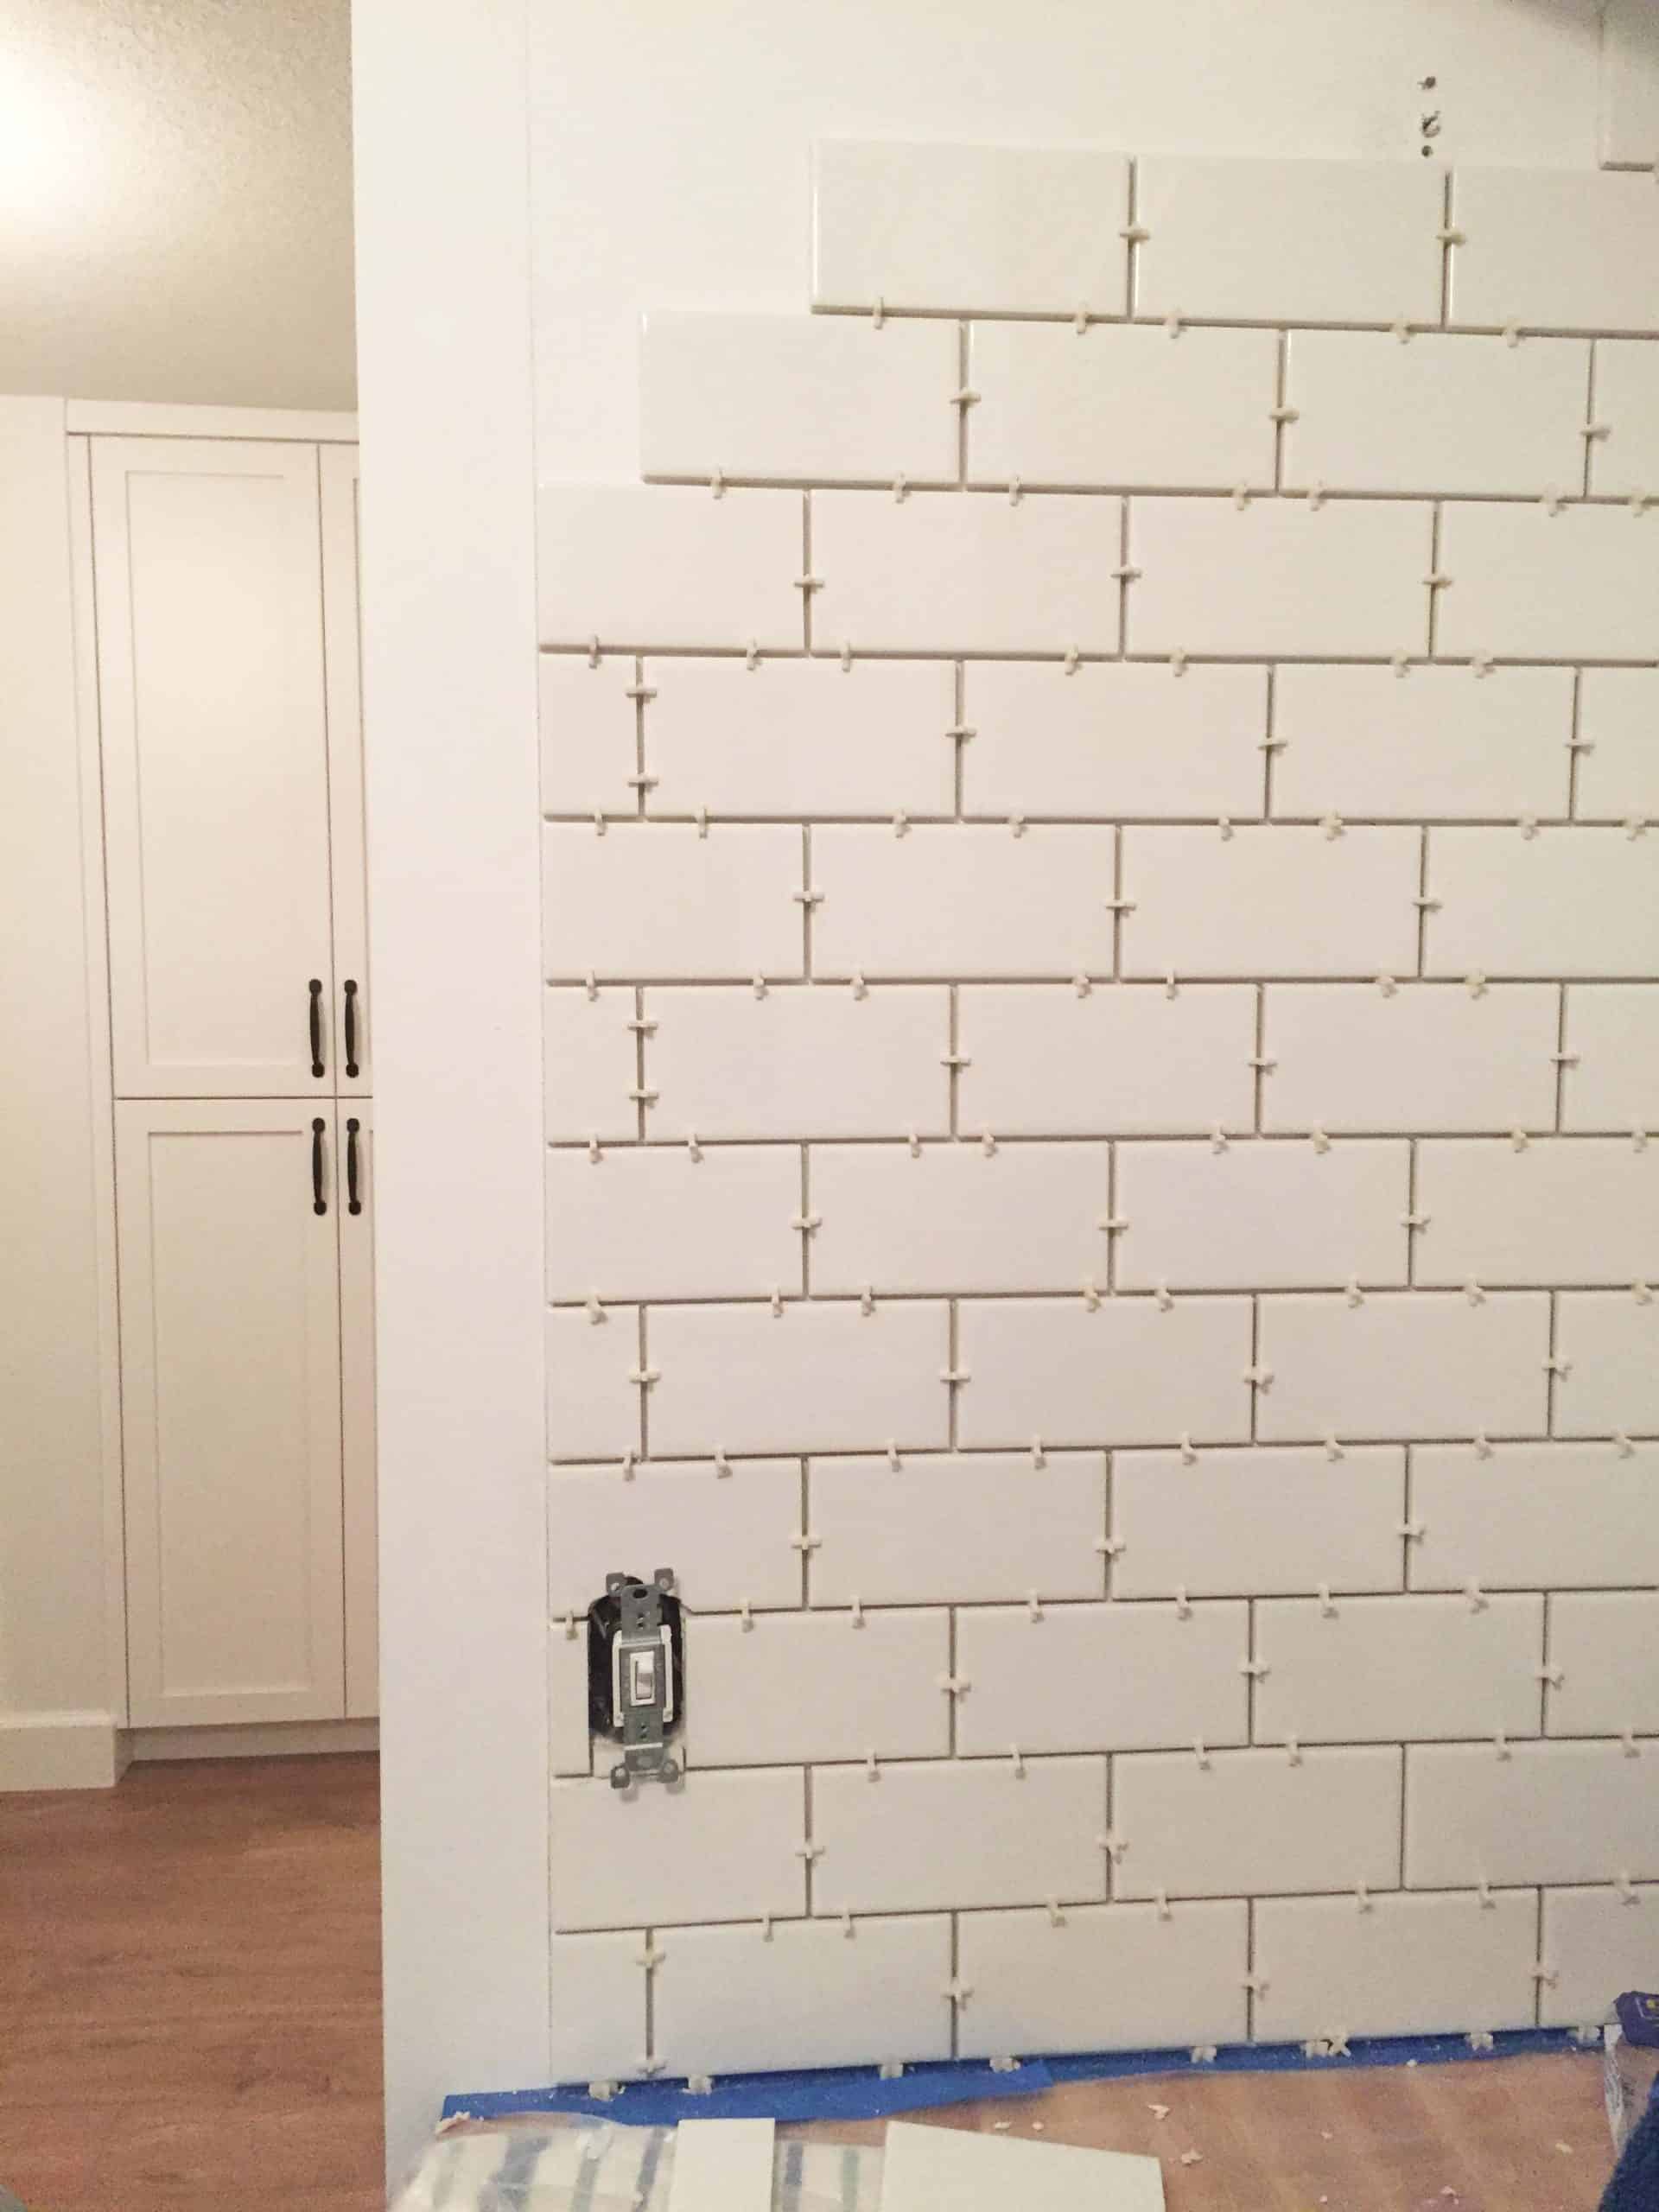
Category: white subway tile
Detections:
[
  {"x1": 1437, "y1": 502, "x2": 1659, "y2": 662},
  {"x1": 545, "y1": 1145, "x2": 801, "y2": 1301},
  {"x1": 1257, "y1": 1292, "x2": 1550, "y2": 1443},
  {"x1": 1122, "y1": 826, "x2": 1421, "y2": 981},
  {"x1": 550, "y1": 1768, "x2": 804, "y2": 1930},
  {"x1": 956, "y1": 1599, "x2": 1249, "y2": 1756},
  {"x1": 811, "y1": 1141, "x2": 1109, "y2": 1295},
  {"x1": 537, "y1": 486, "x2": 801, "y2": 651},
  {"x1": 649, "y1": 1300, "x2": 948, "y2": 1457},
  {"x1": 957, "y1": 1296, "x2": 1252, "y2": 1450},
  {"x1": 1451, "y1": 168, "x2": 1659, "y2": 334},
  {"x1": 1111, "y1": 1446, "x2": 1406, "y2": 1599},
  {"x1": 547, "y1": 1303, "x2": 642, "y2": 1463},
  {"x1": 1554, "y1": 1293, "x2": 1659, "y2": 1438},
  {"x1": 652, "y1": 1916, "x2": 952, "y2": 2075},
  {"x1": 812, "y1": 825, "x2": 1116, "y2": 980},
  {"x1": 550, "y1": 1630, "x2": 593, "y2": 1777},
  {"x1": 1272, "y1": 664, "x2": 1573, "y2": 821},
  {"x1": 644, "y1": 657, "x2": 956, "y2": 819},
  {"x1": 961, "y1": 661, "x2": 1268, "y2": 821},
  {"x1": 639, "y1": 312, "x2": 957, "y2": 485},
  {"x1": 1589, "y1": 341, "x2": 1659, "y2": 498},
  {"x1": 957, "y1": 1900, "x2": 1249, "y2": 2058},
  {"x1": 811, "y1": 141, "x2": 1129, "y2": 316},
  {"x1": 686, "y1": 1609, "x2": 949, "y2": 1765},
  {"x1": 1574, "y1": 670, "x2": 1659, "y2": 823},
  {"x1": 1130, "y1": 498, "x2": 1430, "y2": 659},
  {"x1": 958, "y1": 985, "x2": 1255, "y2": 1138},
  {"x1": 542, "y1": 823, "x2": 803, "y2": 982},
  {"x1": 548, "y1": 1459, "x2": 803, "y2": 1615},
  {"x1": 1262, "y1": 983, "x2": 1560, "y2": 1135},
  {"x1": 547, "y1": 1931, "x2": 649, "y2": 2084},
  {"x1": 1415, "y1": 1139, "x2": 1659, "y2": 1288},
  {"x1": 1426, "y1": 828, "x2": 1659, "y2": 979},
  {"x1": 1114, "y1": 1746, "x2": 1402, "y2": 1899},
  {"x1": 1283, "y1": 331, "x2": 1587, "y2": 498},
  {"x1": 810, "y1": 1755, "x2": 1105, "y2": 1914},
  {"x1": 647, "y1": 984, "x2": 949, "y2": 1141},
  {"x1": 809, "y1": 1451, "x2": 1107, "y2": 1607},
  {"x1": 1116, "y1": 1138, "x2": 1410, "y2": 1293},
  {"x1": 1406, "y1": 1739, "x2": 1659, "y2": 1888},
  {"x1": 812, "y1": 492, "x2": 1121, "y2": 656},
  {"x1": 968, "y1": 321, "x2": 1277, "y2": 490},
  {"x1": 1254, "y1": 1891, "x2": 1537, "y2": 2041},
  {"x1": 1538, "y1": 1885, "x2": 1659, "y2": 2028},
  {"x1": 540, "y1": 653, "x2": 641, "y2": 815},
  {"x1": 1546, "y1": 1593, "x2": 1659, "y2": 1738},
  {"x1": 1255, "y1": 1592, "x2": 1543, "y2": 1746},
  {"x1": 544, "y1": 987, "x2": 640, "y2": 1142},
  {"x1": 1562, "y1": 988, "x2": 1659, "y2": 1135},
  {"x1": 1412, "y1": 1443, "x2": 1659, "y2": 1594},
  {"x1": 1135, "y1": 158, "x2": 1444, "y2": 326}
]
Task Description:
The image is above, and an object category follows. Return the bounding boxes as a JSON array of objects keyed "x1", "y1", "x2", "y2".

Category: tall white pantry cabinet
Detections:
[{"x1": 83, "y1": 421, "x2": 376, "y2": 1731}]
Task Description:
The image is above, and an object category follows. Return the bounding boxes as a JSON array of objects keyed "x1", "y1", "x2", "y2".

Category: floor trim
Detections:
[
  {"x1": 125, "y1": 1719, "x2": 379, "y2": 1764},
  {"x1": 0, "y1": 1712, "x2": 127, "y2": 1791}
]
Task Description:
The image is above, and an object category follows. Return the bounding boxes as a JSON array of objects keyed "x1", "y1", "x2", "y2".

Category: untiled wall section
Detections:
[{"x1": 537, "y1": 145, "x2": 1659, "y2": 2087}]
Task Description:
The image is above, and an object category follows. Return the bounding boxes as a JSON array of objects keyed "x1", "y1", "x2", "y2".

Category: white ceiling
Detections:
[{"x1": 0, "y1": 0, "x2": 354, "y2": 409}]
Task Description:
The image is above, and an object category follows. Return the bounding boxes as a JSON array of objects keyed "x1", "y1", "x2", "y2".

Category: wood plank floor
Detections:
[
  {"x1": 0, "y1": 1755, "x2": 382, "y2": 2212},
  {"x1": 0, "y1": 1753, "x2": 1615, "y2": 2210}
]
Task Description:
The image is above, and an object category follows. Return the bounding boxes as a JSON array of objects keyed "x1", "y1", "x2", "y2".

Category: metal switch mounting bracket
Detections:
[{"x1": 588, "y1": 1568, "x2": 683, "y2": 1790}]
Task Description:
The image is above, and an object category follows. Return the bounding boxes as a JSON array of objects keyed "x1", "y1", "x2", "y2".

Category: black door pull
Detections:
[
  {"x1": 308, "y1": 978, "x2": 325, "y2": 1078},
  {"x1": 343, "y1": 979, "x2": 359, "y2": 1079},
  {"x1": 311, "y1": 1117, "x2": 327, "y2": 1215},
  {"x1": 346, "y1": 1117, "x2": 362, "y2": 1216}
]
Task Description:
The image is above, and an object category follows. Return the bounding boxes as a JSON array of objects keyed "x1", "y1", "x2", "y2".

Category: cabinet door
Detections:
[
  {"x1": 117, "y1": 1100, "x2": 346, "y2": 1725},
  {"x1": 339, "y1": 1100, "x2": 378, "y2": 1715},
  {"x1": 93, "y1": 439, "x2": 335, "y2": 1096},
  {"x1": 321, "y1": 446, "x2": 371, "y2": 1094}
]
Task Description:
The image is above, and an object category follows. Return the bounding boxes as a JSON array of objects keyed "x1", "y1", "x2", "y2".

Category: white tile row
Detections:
[
  {"x1": 537, "y1": 484, "x2": 1659, "y2": 660},
  {"x1": 547, "y1": 1740, "x2": 1659, "y2": 1930},
  {"x1": 552, "y1": 1587, "x2": 1659, "y2": 1777},
  {"x1": 542, "y1": 657, "x2": 1659, "y2": 823},
  {"x1": 550, "y1": 1877, "x2": 1659, "y2": 2081},
  {"x1": 543, "y1": 1288, "x2": 1659, "y2": 1460},
  {"x1": 642, "y1": 314, "x2": 1659, "y2": 506},
  {"x1": 543, "y1": 1136, "x2": 1657, "y2": 1299},
  {"x1": 546, "y1": 982, "x2": 1659, "y2": 1141},
  {"x1": 808, "y1": 144, "x2": 1659, "y2": 337},
  {"x1": 542, "y1": 823, "x2": 1659, "y2": 982},
  {"x1": 547, "y1": 1440, "x2": 1659, "y2": 1615}
]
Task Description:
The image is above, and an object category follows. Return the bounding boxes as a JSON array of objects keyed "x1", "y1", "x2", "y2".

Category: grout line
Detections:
[
  {"x1": 1567, "y1": 665, "x2": 1585, "y2": 822},
  {"x1": 1123, "y1": 161, "x2": 1138, "y2": 321},
  {"x1": 1583, "y1": 345, "x2": 1599, "y2": 502},
  {"x1": 1439, "y1": 168, "x2": 1454, "y2": 330},
  {"x1": 1554, "y1": 984, "x2": 1570, "y2": 1133},
  {"x1": 545, "y1": 643, "x2": 1659, "y2": 669}
]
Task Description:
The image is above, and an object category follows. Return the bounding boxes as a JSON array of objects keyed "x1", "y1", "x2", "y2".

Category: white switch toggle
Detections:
[{"x1": 627, "y1": 1648, "x2": 657, "y2": 1707}]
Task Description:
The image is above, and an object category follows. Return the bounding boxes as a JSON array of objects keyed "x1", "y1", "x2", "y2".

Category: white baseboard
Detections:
[
  {"x1": 0, "y1": 1711, "x2": 127, "y2": 1790},
  {"x1": 126, "y1": 1718, "x2": 379, "y2": 1764}
]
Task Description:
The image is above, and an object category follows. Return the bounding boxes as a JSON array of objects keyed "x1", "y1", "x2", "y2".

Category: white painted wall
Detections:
[
  {"x1": 0, "y1": 0, "x2": 354, "y2": 408},
  {"x1": 0, "y1": 400, "x2": 123, "y2": 1788},
  {"x1": 364, "y1": 0, "x2": 1656, "y2": 2172}
]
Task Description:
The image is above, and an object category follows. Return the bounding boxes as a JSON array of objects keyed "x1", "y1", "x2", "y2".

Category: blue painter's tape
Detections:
[
  {"x1": 443, "y1": 2057, "x2": 1052, "y2": 2127},
  {"x1": 442, "y1": 2024, "x2": 1592, "y2": 2130}
]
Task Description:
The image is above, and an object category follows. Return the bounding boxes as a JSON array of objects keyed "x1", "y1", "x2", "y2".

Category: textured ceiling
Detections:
[{"x1": 0, "y1": 0, "x2": 354, "y2": 408}]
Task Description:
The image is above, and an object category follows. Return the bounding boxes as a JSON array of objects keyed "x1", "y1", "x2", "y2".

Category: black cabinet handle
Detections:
[
  {"x1": 311, "y1": 1117, "x2": 327, "y2": 1215},
  {"x1": 346, "y1": 1117, "x2": 362, "y2": 1216},
  {"x1": 343, "y1": 979, "x2": 359, "y2": 1079},
  {"x1": 308, "y1": 979, "x2": 325, "y2": 1078}
]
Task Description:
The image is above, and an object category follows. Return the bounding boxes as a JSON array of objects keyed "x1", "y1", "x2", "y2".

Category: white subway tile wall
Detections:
[{"x1": 539, "y1": 143, "x2": 1659, "y2": 2082}]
